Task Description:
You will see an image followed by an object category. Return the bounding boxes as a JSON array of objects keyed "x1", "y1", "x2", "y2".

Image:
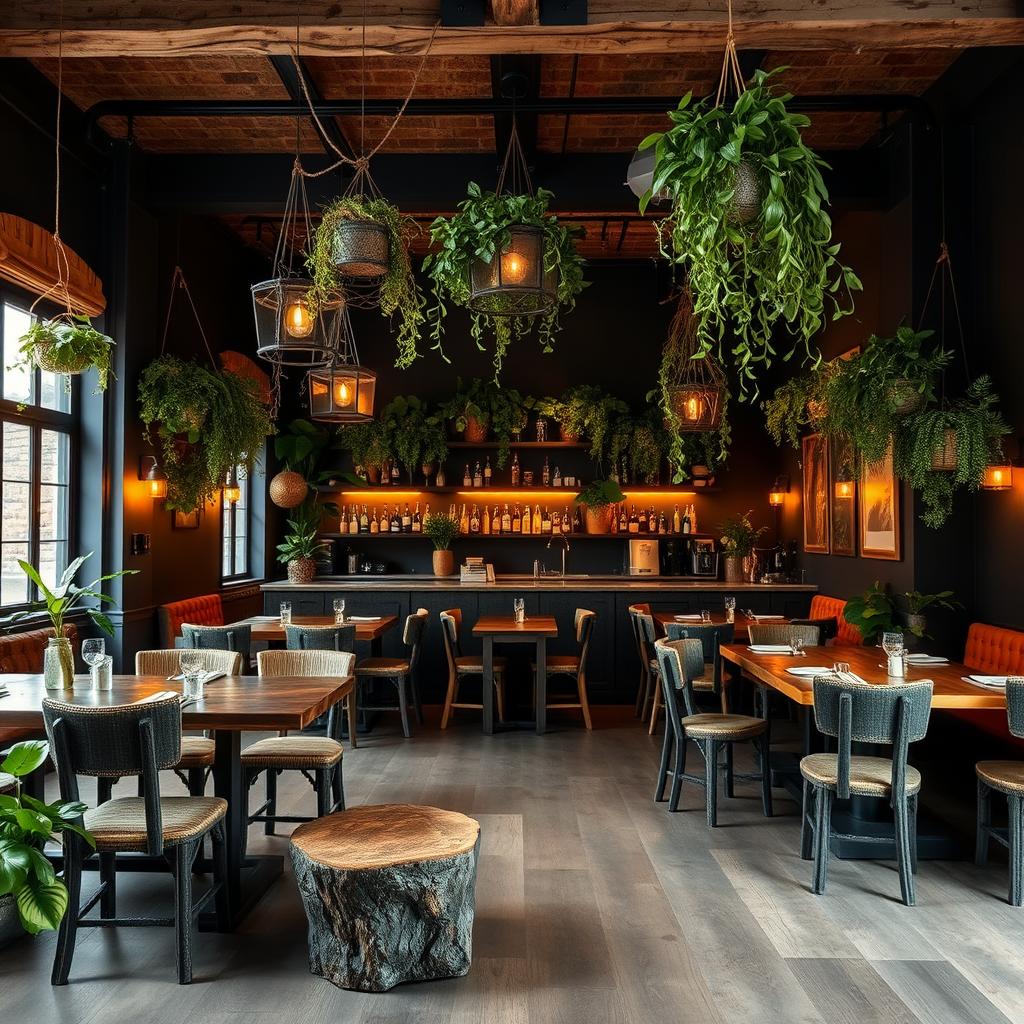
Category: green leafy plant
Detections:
[
  {"x1": 573, "y1": 479, "x2": 625, "y2": 510},
  {"x1": 893, "y1": 375, "x2": 1009, "y2": 528},
  {"x1": 902, "y1": 589, "x2": 961, "y2": 616},
  {"x1": 843, "y1": 581, "x2": 896, "y2": 645},
  {"x1": 138, "y1": 356, "x2": 273, "y2": 512},
  {"x1": 379, "y1": 396, "x2": 448, "y2": 482},
  {"x1": 718, "y1": 509, "x2": 767, "y2": 558},
  {"x1": 608, "y1": 412, "x2": 668, "y2": 484},
  {"x1": 0, "y1": 740, "x2": 94, "y2": 934},
  {"x1": 438, "y1": 377, "x2": 528, "y2": 468},
  {"x1": 306, "y1": 196, "x2": 425, "y2": 369},
  {"x1": 17, "y1": 316, "x2": 115, "y2": 392},
  {"x1": 276, "y1": 502, "x2": 329, "y2": 566},
  {"x1": 274, "y1": 418, "x2": 347, "y2": 487},
  {"x1": 558, "y1": 385, "x2": 629, "y2": 464},
  {"x1": 423, "y1": 511, "x2": 461, "y2": 552},
  {"x1": 423, "y1": 183, "x2": 587, "y2": 377},
  {"x1": 640, "y1": 68, "x2": 862, "y2": 395},
  {"x1": 337, "y1": 420, "x2": 392, "y2": 477},
  {"x1": 762, "y1": 370, "x2": 825, "y2": 449}
]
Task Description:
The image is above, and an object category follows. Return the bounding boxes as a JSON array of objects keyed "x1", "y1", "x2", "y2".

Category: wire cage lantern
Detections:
[
  {"x1": 307, "y1": 307, "x2": 377, "y2": 423},
  {"x1": 661, "y1": 288, "x2": 726, "y2": 433}
]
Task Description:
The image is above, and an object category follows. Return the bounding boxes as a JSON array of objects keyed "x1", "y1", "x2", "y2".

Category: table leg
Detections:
[
  {"x1": 536, "y1": 637, "x2": 547, "y2": 735},
  {"x1": 370, "y1": 636, "x2": 383, "y2": 657},
  {"x1": 482, "y1": 636, "x2": 494, "y2": 736}
]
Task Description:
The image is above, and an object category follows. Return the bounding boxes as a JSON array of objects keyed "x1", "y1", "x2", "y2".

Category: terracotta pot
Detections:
[
  {"x1": 560, "y1": 424, "x2": 582, "y2": 443},
  {"x1": 888, "y1": 379, "x2": 923, "y2": 415},
  {"x1": 931, "y1": 429, "x2": 957, "y2": 471},
  {"x1": 287, "y1": 558, "x2": 317, "y2": 584},
  {"x1": 463, "y1": 415, "x2": 489, "y2": 444},
  {"x1": 269, "y1": 470, "x2": 308, "y2": 509},
  {"x1": 365, "y1": 465, "x2": 381, "y2": 485},
  {"x1": 584, "y1": 506, "x2": 612, "y2": 535},
  {"x1": 432, "y1": 549, "x2": 455, "y2": 577},
  {"x1": 723, "y1": 554, "x2": 744, "y2": 584}
]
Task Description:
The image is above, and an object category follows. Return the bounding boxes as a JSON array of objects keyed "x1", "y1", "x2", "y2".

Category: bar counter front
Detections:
[{"x1": 262, "y1": 577, "x2": 816, "y2": 704}]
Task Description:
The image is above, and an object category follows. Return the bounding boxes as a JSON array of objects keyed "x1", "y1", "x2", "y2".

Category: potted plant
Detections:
[
  {"x1": 424, "y1": 183, "x2": 587, "y2": 378},
  {"x1": 718, "y1": 510, "x2": 767, "y2": 584},
  {"x1": 607, "y1": 412, "x2": 668, "y2": 485},
  {"x1": 379, "y1": 396, "x2": 448, "y2": 484},
  {"x1": 573, "y1": 479, "x2": 625, "y2": 535},
  {"x1": 423, "y1": 511, "x2": 461, "y2": 577},
  {"x1": 762, "y1": 370, "x2": 826, "y2": 449},
  {"x1": 338, "y1": 420, "x2": 392, "y2": 484},
  {"x1": 640, "y1": 68, "x2": 861, "y2": 395},
  {"x1": 439, "y1": 378, "x2": 528, "y2": 468},
  {"x1": 898, "y1": 589, "x2": 962, "y2": 639},
  {"x1": 557, "y1": 385, "x2": 630, "y2": 461},
  {"x1": 306, "y1": 196, "x2": 425, "y2": 369},
  {"x1": 17, "y1": 315, "x2": 115, "y2": 392},
  {"x1": 893, "y1": 375, "x2": 1009, "y2": 528},
  {"x1": 843, "y1": 581, "x2": 896, "y2": 646},
  {"x1": 0, "y1": 740, "x2": 94, "y2": 938},
  {"x1": 277, "y1": 502, "x2": 329, "y2": 584},
  {"x1": 138, "y1": 355, "x2": 273, "y2": 512},
  {"x1": 3, "y1": 552, "x2": 135, "y2": 690}
]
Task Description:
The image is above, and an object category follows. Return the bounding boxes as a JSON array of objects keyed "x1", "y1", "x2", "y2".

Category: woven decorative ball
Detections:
[
  {"x1": 728, "y1": 159, "x2": 762, "y2": 225},
  {"x1": 287, "y1": 558, "x2": 317, "y2": 584},
  {"x1": 270, "y1": 470, "x2": 309, "y2": 508}
]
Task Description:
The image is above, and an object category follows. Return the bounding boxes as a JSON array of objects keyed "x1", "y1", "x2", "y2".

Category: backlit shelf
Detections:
[{"x1": 320, "y1": 532, "x2": 715, "y2": 541}]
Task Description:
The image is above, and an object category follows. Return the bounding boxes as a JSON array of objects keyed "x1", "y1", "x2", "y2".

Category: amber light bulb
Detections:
[
  {"x1": 500, "y1": 248, "x2": 528, "y2": 284},
  {"x1": 334, "y1": 378, "x2": 355, "y2": 406},
  {"x1": 684, "y1": 395, "x2": 702, "y2": 422},
  {"x1": 284, "y1": 297, "x2": 314, "y2": 338},
  {"x1": 835, "y1": 480, "x2": 854, "y2": 499}
]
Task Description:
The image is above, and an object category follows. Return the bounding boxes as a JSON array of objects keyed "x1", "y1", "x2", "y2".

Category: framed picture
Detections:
[
  {"x1": 859, "y1": 443, "x2": 901, "y2": 560},
  {"x1": 829, "y1": 436, "x2": 857, "y2": 557},
  {"x1": 802, "y1": 433, "x2": 830, "y2": 554},
  {"x1": 172, "y1": 509, "x2": 201, "y2": 530}
]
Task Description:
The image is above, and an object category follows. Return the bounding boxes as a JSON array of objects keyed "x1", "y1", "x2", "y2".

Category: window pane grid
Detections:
[{"x1": 222, "y1": 465, "x2": 250, "y2": 581}]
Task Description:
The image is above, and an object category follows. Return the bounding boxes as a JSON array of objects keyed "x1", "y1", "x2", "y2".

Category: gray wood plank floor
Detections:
[{"x1": 4, "y1": 709, "x2": 1024, "y2": 1024}]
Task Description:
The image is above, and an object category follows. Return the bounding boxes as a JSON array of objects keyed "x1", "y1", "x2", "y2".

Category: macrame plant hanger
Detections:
[{"x1": 160, "y1": 265, "x2": 219, "y2": 371}]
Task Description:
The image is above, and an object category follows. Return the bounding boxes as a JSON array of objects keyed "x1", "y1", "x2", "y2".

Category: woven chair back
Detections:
[
  {"x1": 654, "y1": 637, "x2": 706, "y2": 721},
  {"x1": 440, "y1": 609, "x2": 463, "y2": 669},
  {"x1": 747, "y1": 623, "x2": 820, "y2": 647},
  {"x1": 812, "y1": 676, "x2": 932, "y2": 745},
  {"x1": 136, "y1": 648, "x2": 242, "y2": 677},
  {"x1": 181, "y1": 622, "x2": 252, "y2": 658},
  {"x1": 256, "y1": 649, "x2": 355, "y2": 678},
  {"x1": 574, "y1": 609, "x2": 596, "y2": 669},
  {"x1": 285, "y1": 623, "x2": 356, "y2": 653},
  {"x1": 790, "y1": 616, "x2": 837, "y2": 643},
  {"x1": 1007, "y1": 677, "x2": 1024, "y2": 737}
]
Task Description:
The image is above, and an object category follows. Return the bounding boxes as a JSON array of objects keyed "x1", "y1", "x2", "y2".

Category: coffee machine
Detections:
[
  {"x1": 627, "y1": 538, "x2": 660, "y2": 575},
  {"x1": 656, "y1": 537, "x2": 718, "y2": 578}
]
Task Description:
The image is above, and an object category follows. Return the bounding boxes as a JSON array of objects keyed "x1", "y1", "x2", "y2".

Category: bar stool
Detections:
[
  {"x1": 440, "y1": 609, "x2": 507, "y2": 728},
  {"x1": 354, "y1": 609, "x2": 428, "y2": 738},
  {"x1": 531, "y1": 609, "x2": 596, "y2": 730}
]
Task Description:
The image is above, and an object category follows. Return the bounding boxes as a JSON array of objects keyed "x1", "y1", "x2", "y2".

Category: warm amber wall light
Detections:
[
  {"x1": 768, "y1": 491, "x2": 785, "y2": 507},
  {"x1": 982, "y1": 464, "x2": 1013, "y2": 490},
  {"x1": 834, "y1": 480, "x2": 854, "y2": 499}
]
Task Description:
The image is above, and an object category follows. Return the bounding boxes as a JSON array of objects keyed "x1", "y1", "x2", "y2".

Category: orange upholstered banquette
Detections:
[
  {"x1": 157, "y1": 594, "x2": 224, "y2": 648},
  {"x1": 808, "y1": 595, "x2": 862, "y2": 647},
  {"x1": 956, "y1": 623, "x2": 1024, "y2": 745}
]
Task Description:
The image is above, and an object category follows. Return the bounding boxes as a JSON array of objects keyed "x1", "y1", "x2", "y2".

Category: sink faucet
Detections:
[{"x1": 546, "y1": 533, "x2": 570, "y2": 577}]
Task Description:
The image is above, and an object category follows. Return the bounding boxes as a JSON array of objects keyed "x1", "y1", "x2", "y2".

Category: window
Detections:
[
  {"x1": 222, "y1": 467, "x2": 249, "y2": 581},
  {"x1": 0, "y1": 298, "x2": 76, "y2": 607}
]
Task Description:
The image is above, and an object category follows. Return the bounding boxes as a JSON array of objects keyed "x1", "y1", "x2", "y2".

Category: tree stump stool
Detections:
[{"x1": 289, "y1": 803, "x2": 481, "y2": 992}]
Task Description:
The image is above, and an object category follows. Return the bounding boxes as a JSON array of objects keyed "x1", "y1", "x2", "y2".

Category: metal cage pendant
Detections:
[
  {"x1": 308, "y1": 307, "x2": 377, "y2": 423},
  {"x1": 468, "y1": 224, "x2": 557, "y2": 317},
  {"x1": 662, "y1": 287, "x2": 726, "y2": 433},
  {"x1": 252, "y1": 278, "x2": 341, "y2": 367}
]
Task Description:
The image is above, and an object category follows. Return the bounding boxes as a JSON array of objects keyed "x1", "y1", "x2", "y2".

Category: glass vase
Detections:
[{"x1": 44, "y1": 636, "x2": 75, "y2": 690}]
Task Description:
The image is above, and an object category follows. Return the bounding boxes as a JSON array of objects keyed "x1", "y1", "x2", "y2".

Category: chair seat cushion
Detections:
[
  {"x1": 690, "y1": 675, "x2": 715, "y2": 692},
  {"x1": 532, "y1": 655, "x2": 580, "y2": 674},
  {"x1": 84, "y1": 796, "x2": 227, "y2": 852},
  {"x1": 681, "y1": 713, "x2": 766, "y2": 739},
  {"x1": 240, "y1": 736, "x2": 343, "y2": 768},
  {"x1": 800, "y1": 753, "x2": 921, "y2": 797},
  {"x1": 356, "y1": 657, "x2": 411, "y2": 677},
  {"x1": 977, "y1": 759, "x2": 1024, "y2": 795},
  {"x1": 176, "y1": 736, "x2": 215, "y2": 769},
  {"x1": 455, "y1": 655, "x2": 507, "y2": 674},
  {"x1": 0, "y1": 772, "x2": 16, "y2": 795}
]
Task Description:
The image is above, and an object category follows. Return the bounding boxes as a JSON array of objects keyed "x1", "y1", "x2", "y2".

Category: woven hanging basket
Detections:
[
  {"x1": 270, "y1": 470, "x2": 309, "y2": 508},
  {"x1": 330, "y1": 219, "x2": 389, "y2": 280},
  {"x1": 930, "y1": 429, "x2": 958, "y2": 471},
  {"x1": 31, "y1": 341, "x2": 92, "y2": 375},
  {"x1": 888, "y1": 379, "x2": 924, "y2": 416},
  {"x1": 660, "y1": 288, "x2": 726, "y2": 433},
  {"x1": 728, "y1": 159, "x2": 762, "y2": 225}
]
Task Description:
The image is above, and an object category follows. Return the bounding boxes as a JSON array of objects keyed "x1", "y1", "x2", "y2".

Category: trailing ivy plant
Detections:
[
  {"x1": 337, "y1": 420, "x2": 392, "y2": 476},
  {"x1": 379, "y1": 395, "x2": 448, "y2": 482},
  {"x1": 640, "y1": 68, "x2": 862, "y2": 395},
  {"x1": 557, "y1": 385, "x2": 629, "y2": 466},
  {"x1": 17, "y1": 315, "x2": 115, "y2": 392},
  {"x1": 893, "y1": 374, "x2": 1009, "y2": 528},
  {"x1": 762, "y1": 371, "x2": 823, "y2": 449},
  {"x1": 438, "y1": 377, "x2": 529, "y2": 468},
  {"x1": 608, "y1": 411, "x2": 668, "y2": 484},
  {"x1": 306, "y1": 196, "x2": 425, "y2": 369},
  {"x1": 423, "y1": 184, "x2": 587, "y2": 378},
  {"x1": 138, "y1": 355, "x2": 273, "y2": 512}
]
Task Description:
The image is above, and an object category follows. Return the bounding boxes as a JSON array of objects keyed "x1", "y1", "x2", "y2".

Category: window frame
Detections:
[
  {"x1": 0, "y1": 291, "x2": 80, "y2": 611},
  {"x1": 221, "y1": 466, "x2": 250, "y2": 583}
]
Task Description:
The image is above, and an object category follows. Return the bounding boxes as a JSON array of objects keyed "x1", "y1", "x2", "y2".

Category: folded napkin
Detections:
[
  {"x1": 137, "y1": 690, "x2": 194, "y2": 706},
  {"x1": 964, "y1": 675, "x2": 1009, "y2": 688},
  {"x1": 673, "y1": 614, "x2": 704, "y2": 621},
  {"x1": 906, "y1": 654, "x2": 949, "y2": 664},
  {"x1": 786, "y1": 666, "x2": 835, "y2": 677},
  {"x1": 347, "y1": 615, "x2": 382, "y2": 622},
  {"x1": 748, "y1": 644, "x2": 797, "y2": 654},
  {"x1": 750, "y1": 614, "x2": 785, "y2": 621},
  {"x1": 167, "y1": 670, "x2": 225, "y2": 684}
]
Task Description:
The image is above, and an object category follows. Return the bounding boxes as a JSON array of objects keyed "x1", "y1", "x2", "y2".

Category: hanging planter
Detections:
[
  {"x1": 468, "y1": 223, "x2": 558, "y2": 317},
  {"x1": 326, "y1": 214, "x2": 389, "y2": 279},
  {"x1": 17, "y1": 315, "x2": 115, "y2": 391},
  {"x1": 930, "y1": 429, "x2": 958, "y2": 472}
]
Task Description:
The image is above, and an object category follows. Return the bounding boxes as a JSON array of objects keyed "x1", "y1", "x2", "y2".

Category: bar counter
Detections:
[{"x1": 261, "y1": 577, "x2": 815, "y2": 703}]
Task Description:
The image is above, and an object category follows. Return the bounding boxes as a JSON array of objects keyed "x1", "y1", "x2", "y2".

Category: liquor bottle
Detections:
[
  {"x1": 682, "y1": 505, "x2": 691, "y2": 534},
  {"x1": 473, "y1": 461, "x2": 483, "y2": 488},
  {"x1": 541, "y1": 507, "x2": 552, "y2": 534},
  {"x1": 689, "y1": 503, "x2": 699, "y2": 534},
  {"x1": 511, "y1": 452, "x2": 521, "y2": 487},
  {"x1": 390, "y1": 507, "x2": 401, "y2": 533},
  {"x1": 413, "y1": 503, "x2": 423, "y2": 532},
  {"x1": 553, "y1": 465, "x2": 563, "y2": 488},
  {"x1": 618, "y1": 504, "x2": 628, "y2": 533},
  {"x1": 359, "y1": 505, "x2": 370, "y2": 533},
  {"x1": 337, "y1": 504, "x2": 348, "y2": 534},
  {"x1": 463, "y1": 464, "x2": 472, "y2": 487},
  {"x1": 658, "y1": 511, "x2": 668, "y2": 535},
  {"x1": 533, "y1": 504, "x2": 543, "y2": 534},
  {"x1": 370, "y1": 507, "x2": 380, "y2": 535},
  {"x1": 628, "y1": 505, "x2": 639, "y2": 534},
  {"x1": 391, "y1": 462, "x2": 400, "y2": 484},
  {"x1": 512, "y1": 504, "x2": 522, "y2": 533},
  {"x1": 672, "y1": 504, "x2": 681, "y2": 534},
  {"x1": 542, "y1": 456, "x2": 551, "y2": 486},
  {"x1": 470, "y1": 505, "x2": 480, "y2": 534},
  {"x1": 522, "y1": 504, "x2": 532, "y2": 534},
  {"x1": 484, "y1": 457, "x2": 492, "y2": 487},
  {"x1": 552, "y1": 509, "x2": 561, "y2": 535},
  {"x1": 459, "y1": 504, "x2": 469, "y2": 534},
  {"x1": 350, "y1": 505, "x2": 359, "y2": 534},
  {"x1": 482, "y1": 505, "x2": 491, "y2": 535},
  {"x1": 638, "y1": 506, "x2": 648, "y2": 533},
  {"x1": 573, "y1": 505, "x2": 583, "y2": 533},
  {"x1": 492, "y1": 505, "x2": 501, "y2": 535},
  {"x1": 401, "y1": 503, "x2": 412, "y2": 533},
  {"x1": 501, "y1": 503, "x2": 512, "y2": 534}
]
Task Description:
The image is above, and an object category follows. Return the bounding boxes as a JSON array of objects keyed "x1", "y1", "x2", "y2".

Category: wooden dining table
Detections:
[
  {"x1": 655, "y1": 612, "x2": 792, "y2": 643},
  {"x1": 0, "y1": 671, "x2": 353, "y2": 930},
  {"x1": 232, "y1": 614, "x2": 399, "y2": 655}
]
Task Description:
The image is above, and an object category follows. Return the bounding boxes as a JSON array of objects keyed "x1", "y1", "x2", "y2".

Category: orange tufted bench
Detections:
[
  {"x1": 808, "y1": 595, "x2": 863, "y2": 647},
  {"x1": 0, "y1": 625, "x2": 79, "y2": 748},
  {"x1": 953, "y1": 623, "x2": 1024, "y2": 747},
  {"x1": 157, "y1": 594, "x2": 225, "y2": 649}
]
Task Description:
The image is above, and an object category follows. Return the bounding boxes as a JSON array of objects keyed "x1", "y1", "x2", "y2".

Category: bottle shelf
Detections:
[
  {"x1": 320, "y1": 532, "x2": 715, "y2": 542},
  {"x1": 325, "y1": 485, "x2": 717, "y2": 495}
]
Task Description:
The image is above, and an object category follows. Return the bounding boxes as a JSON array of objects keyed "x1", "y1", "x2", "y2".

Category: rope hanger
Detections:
[
  {"x1": 159, "y1": 265, "x2": 217, "y2": 370},
  {"x1": 714, "y1": 0, "x2": 746, "y2": 109}
]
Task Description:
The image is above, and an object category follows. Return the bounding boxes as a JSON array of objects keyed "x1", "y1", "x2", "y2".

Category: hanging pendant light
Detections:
[
  {"x1": 661, "y1": 288, "x2": 726, "y2": 433},
  {"x1": 308, "y1": 306, "x2": 377, "y2": 423}
]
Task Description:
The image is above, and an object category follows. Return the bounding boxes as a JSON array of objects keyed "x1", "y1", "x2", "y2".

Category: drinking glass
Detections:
[
  {"x1": 180, "y1": 650, "x2": 205, "y2": 700},
  {"x1": 832, "y1": 661, "x2": 850, "y2": 677},
  {"x1": 700, "y1": 609, "x2": 711, "y2": 624},
  {"x1": 513, "y1": 598, "x2": 526, "y2": 625},
  {"x1": 333, "y1": 598, "x2": 346, "y2": 624},
  {"x1": 279, "y1": 601, "x2": 292, "y2": 626},
  {"x1": 791, "y1": 636, "x2": 806, "y2": 657},
  {"x1": 82, "y1": 637, "x2": 105, "y2": 667},
  {"x1": 723, "y1": 596, "x2": 736, "y2": 624},
  {"x1": 91, "y1": 654, "x2": 113, "y2": 692},
  {"x1": 881, "y1": 631, "x2": 905, "y2": 658}
]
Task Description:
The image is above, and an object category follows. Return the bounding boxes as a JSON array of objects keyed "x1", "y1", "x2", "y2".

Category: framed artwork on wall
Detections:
[
  {"x1": 172, "y1": 509, "x2": 201, "y2": 530},
  {"x1": 802, "y1": 433, "x2": 830, "y2": 554},
  {"x1": 859, "y1": 443, "x2": 901, "y2": 560},
  {"x1": 829, "y1": 436, "x2": 857, "y2": 557}
]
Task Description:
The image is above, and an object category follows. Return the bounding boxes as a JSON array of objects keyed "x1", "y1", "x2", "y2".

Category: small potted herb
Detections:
[
  {"x1": 338, "y1": 421, "x2": 392, "y2": 484},
  {"x1": 439, "y1": 378, "x2": 528, "y2": 468},
  {"x1": 573, "y1": 479, "x2": 625, "y2": 535},
  {"x1": 276, "y1": 502, "x2": 329, "y2": 584},
  {"x1": 18, "y1": 315, "x2": 115, "y2": 391},
  {"x1": 718, "y1": 510, "x2": 767, "y2": 583},
  {"x1": 423, "y1": 512, "x2": 461, "y2": 577}
]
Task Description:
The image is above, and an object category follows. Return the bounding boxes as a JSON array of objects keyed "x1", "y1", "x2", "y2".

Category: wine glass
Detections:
[
  {"x1": 723, "y1": 596, "x2": 736, "y2": 624},
  {"x1": 700, "y1": 608, "x2": 711, "y2": 624},
  {"x1": 333, "y1": 598, "x2": 346, "y2": 624},
  {"x1": 82, "y1": 638, "x2": 105, "y2": 668},
  {"x1": 881, "y1": 631, "x2": 905, "y2": 658},
  {"x1": 179, "y1": 650, "x2": 205, "y2": 700},
  {"x1": 791, "y1": 636, "x2": 806, "y2": 658}
]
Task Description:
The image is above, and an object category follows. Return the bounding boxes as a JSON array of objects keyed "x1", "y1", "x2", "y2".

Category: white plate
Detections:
[
  {"x1": 750, "y1": 615, "x2": 785, "y2": 621},
  {"x1": 673, "y1": 615, "x2": 703, "y2": 621},
  {"x1": 786, "y1": 666, "x2": 834, "y2": 677},
  {"x1": 964, "y1": 675, "x2": 1009, "y2": 687},
  {"x1": 906, "y1": 654, "x2": 949, "y2": 664},
  {"x1": 748, "y1": 644, "x2": 796, "y2": 653},
  {"x1": 347, "y1": 616, "x2": 382, "y2": 622}
]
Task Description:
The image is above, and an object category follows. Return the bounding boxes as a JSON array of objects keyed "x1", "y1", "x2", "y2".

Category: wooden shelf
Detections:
[
  {"x1": 325, "y1": 485, "x2": 718, "y2": 495},
  {"x1": 320, "y1": 532, "x2": 715, "y2": 542},
  {"x1": 446, "y1": 441, "x2": 589, "y2": 449}
]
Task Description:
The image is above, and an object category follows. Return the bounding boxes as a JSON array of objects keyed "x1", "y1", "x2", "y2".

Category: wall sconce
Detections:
[
  {"x1": 223, "y1": 467, "x2": 241, "y2": 504},
  {"x1": 834, "y1": 477, "x2": 855, "y2": 500},
  {"x1": 139, "y1": 455, "x2": 167, "y2": 500},
  {"x1": 769, "y1": 476, "x2": 789, "y2": 507}
]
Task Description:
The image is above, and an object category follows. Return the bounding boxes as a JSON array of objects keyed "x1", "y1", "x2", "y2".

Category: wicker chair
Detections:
[
  {"x1": 976, "y1": 677, "x2": 1024, "y2": 905},
  {"x1": 654, "y1": 638, "x2": 773, "y2": 825},
  {"x1": 790, "y1": 617, "x2": 838, "y2": 644},
  {"x1": 747, "y1": 623, "x2": 821, "y2": 647},
  {"x1": 800, "y1": 675, "x2": 933, "y2": 906},
  {"x1": 632, "y1": 609, "x2": 663, "y2": 734},
  {"x1": 283, "y1": 624, "x2": 359, "y2": 747},
  {"x1": 42, "y1": 694, "x2": 228, "y2": 985},
  {"x1": 531, "y1": 609, "x2": 596, "y2": 730},
  {"x1": 354, "y1": 609, "x2": 427, "y2": 738},
  {"x1": 180, "y1": 622, "x2": 252, "y2": 664},
  {"x1": 244, "y1": 649, "x2": 354, "y2": 837},
  {"x1": 440, "y1": 609, "x2": 507, "y2": 729},
  {"x1": 664, "y1": 621, "x2": 734, "y2": 713},
  {"x1": 133, "y1": 648, "x2": 242, "y2": 797},
  {"x1": 628, "y1": 603, "x2": 653, "y2": 718}
]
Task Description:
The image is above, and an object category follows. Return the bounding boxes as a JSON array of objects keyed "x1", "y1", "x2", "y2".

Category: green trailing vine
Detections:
[
  {"x1": 640, "y1": 68, "x2": 862, "y2": 396},
  {"x1": 554, "y1": 385, "x2": 629, "y2": 465},
  {"x1": 438, "y1": 377, "x2": 528, "y2": 468},
  {"x1": 17, "y1": 316, "x2": 115, "y2": 392},
  {"x1": 138, "y1": 355, "x2": 273, "y2": 512},
  {"x1": 423, "y1": 184, "x2": 587, "y2": 379},
  {"x1": 379, "y1": 395, "x2": 448, "y2": 482},
  {"x1": 306, "y1": 196, "x2": 425, "y2": 369},
  {"x1": 608, "y1": 411, "x2": 669, "y2": 485}
]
